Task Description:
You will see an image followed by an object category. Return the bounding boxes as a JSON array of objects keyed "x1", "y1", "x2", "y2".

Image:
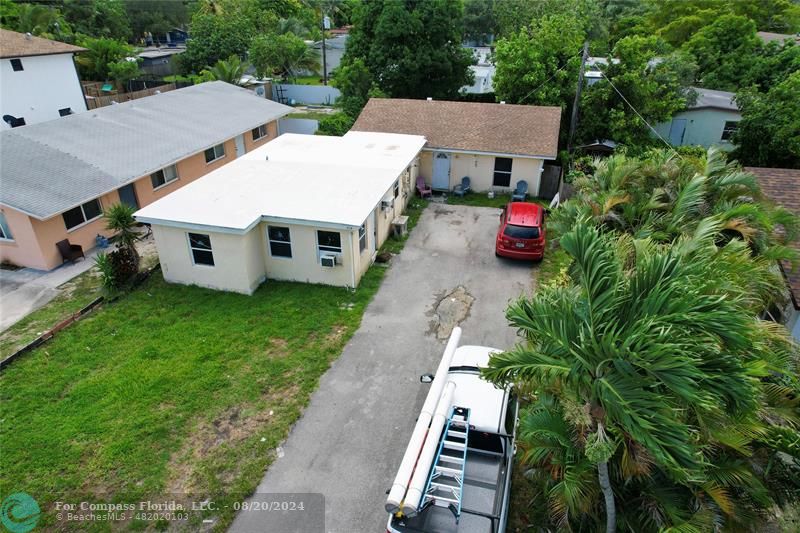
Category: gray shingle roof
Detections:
[{"x1": 0, "y1": 81, "x2": 292, "y2": 219}]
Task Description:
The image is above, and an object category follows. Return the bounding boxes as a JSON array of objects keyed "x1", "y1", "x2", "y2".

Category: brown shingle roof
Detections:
[
  {"x1": 746, "y1": 166, "x2": 800, "y2": 309},
  {"x1": 352, "y1": 98, "x2": 561, "y2": 159},
  {"x1": 0, "y1": 29, "x2": 86, "y2": 58}
]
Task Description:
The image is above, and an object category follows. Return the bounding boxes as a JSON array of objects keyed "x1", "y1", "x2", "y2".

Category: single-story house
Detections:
[
  {"x1": 461, "y1": 47, "x2": 495, "y2": 95},
  {"x1": 654, "y1": 87, "x2": 741, "y2": 150},
  {"x1": 134, "y1": 131, "x2": 426, "y2": 294},
  {"x1": 746, "y1": 166, "x2": 800, "y2": 341},
  {"x1": 351, "y1": 98, "x2": 561, "y2": 196},
  {"x1": 0, "y1": 81, "x2": 292, "y2": 270}
]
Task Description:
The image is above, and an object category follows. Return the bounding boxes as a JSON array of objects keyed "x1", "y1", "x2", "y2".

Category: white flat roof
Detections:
[{"x1": 134, "y1": 132, "x2": 426, "y2": 233}]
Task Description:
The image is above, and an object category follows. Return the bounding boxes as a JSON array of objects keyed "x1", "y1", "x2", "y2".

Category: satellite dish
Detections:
[{"x1": 255, "y1": 86, "x2": 265, "y2": 97}]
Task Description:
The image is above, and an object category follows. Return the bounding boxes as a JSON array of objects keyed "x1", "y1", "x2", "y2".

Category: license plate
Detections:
[{"x1": 515, "y1": 242, "x2": 525, "y2": 248}]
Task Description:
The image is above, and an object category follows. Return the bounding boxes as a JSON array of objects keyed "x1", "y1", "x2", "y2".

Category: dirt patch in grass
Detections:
[{"x1": 265, "y1": 337, "x2": 290, "y2": 358}]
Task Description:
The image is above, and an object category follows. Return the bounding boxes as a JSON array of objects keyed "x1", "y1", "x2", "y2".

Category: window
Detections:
[
  {"x1": 150, "y1": 164, "x2": 179, "y2": 189},
  {"x1": 58, "y1": 107, "x2": 73, "y2": 117},
  {"x1": 0, "y1": 212, "x2": 13, "y2": 240},
  {"x1": 204, "y1": 143, "x2": 225, "y2": 163},
  {"x1": 393, "y1": 180, "x2": 399, "y2": 198},
  {"x1": 504, "y1": 224, "x2": 540, "y2": 239},
  {"x1": 188, "y1": 233, "x2": 214, "y2": 266},
  {"x1": 721, "y1": 121, "x2": 739, "y2": 141},
  {"x1": 317, "y1": 230, "x2": 342, "y2": 255},
  {"x1": 493, "y1": 157, "x2": 513, "y2": 187},
  {"x1": 359, "y1": 223, "x2": 367, "y2": 252},
  {"x1": 62, "y1": 199, "x2": 102, "y2": 230},
  {"x1": 251, "y1": 124, "x2": 268, "y2": 141},
  {"x1": 10, "y1": 58, "x2": 23, "y2": 71},
  {"x1": 268, "y1": 226, "x2": 292, "y2": 258}
]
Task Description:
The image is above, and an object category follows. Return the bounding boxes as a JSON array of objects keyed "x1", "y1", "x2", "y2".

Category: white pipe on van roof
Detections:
[
  {"x1": 384, "y1": 327, "x2": 462, "y2": 514},
  {"x1": 403, "y1": 380, "x2": 457, "y2": 517}
]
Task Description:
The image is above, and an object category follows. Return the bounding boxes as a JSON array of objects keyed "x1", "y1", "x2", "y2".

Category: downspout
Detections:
[{"x1": 350, "y1": 227, "x2": 357, "y2": 289}]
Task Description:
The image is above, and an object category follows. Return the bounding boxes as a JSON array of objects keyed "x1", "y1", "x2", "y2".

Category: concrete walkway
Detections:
[
  {"x1": 230, "y1": 204, "x2": 533, "y2": 533},
  {"x1": 0, "y1": 251, "x2": 100, "y2": 332}
]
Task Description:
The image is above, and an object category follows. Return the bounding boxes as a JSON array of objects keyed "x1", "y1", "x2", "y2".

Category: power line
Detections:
[
  {"x1": 516, "y1": 48, "x2": 586, "y2": 105},
  {"x1": 598, "y1": 70, "x2": 682, "y2": 158}
]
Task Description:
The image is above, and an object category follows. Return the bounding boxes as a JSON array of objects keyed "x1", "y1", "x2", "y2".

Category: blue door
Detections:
[
  {"x1": 668, "y1": 118, "x2": 687, "y2": 145},
  {"x1": 118, "y1": 184, "x2": 139, "y2": 209},
  {"x1": 432, "y1": 152, "x2": 451, "y2": 191}
]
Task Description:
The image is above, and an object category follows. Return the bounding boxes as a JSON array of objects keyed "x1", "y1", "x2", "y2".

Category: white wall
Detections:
[
  {"x1": 151, "y1": 160, "x2": 419, "y2": 293},
  {"x1": 419, "y1": 150, "x2": 544, "y2": 195},
  {"x1": 0, "y1": 54, "x2": 87, "y2": 127}
]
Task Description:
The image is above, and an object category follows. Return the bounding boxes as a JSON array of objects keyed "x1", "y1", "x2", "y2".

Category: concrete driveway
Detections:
[{"x1": 230, "y1": 204, "x2": 533, "y2": 533}]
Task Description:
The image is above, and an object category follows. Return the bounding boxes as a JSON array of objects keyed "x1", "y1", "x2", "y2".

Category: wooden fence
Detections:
[{"x1": 85, "y1": 83, "x2": 178, "y2": 110}]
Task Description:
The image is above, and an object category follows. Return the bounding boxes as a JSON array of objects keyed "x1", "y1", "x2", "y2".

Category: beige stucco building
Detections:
[
  {"x1": 352, "y1": 98, "x2": 561, "y2": 196},
  {"x1": 0, "y1": 82, "x2": 292, "y2": 270},
  {"x1": 134, "y1": 132, "x2": 426, "y2": 293}
]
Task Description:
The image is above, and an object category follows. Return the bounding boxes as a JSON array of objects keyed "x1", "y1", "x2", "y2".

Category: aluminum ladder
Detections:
[{"x1": 422, "y1": 406, "x2": 470, "y2": 522}]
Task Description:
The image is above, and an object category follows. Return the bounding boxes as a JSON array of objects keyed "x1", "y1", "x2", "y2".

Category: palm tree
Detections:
[
  {"x1": 104, "y1": 203, "x2": 139, "y2": 257},
  {"x1": 203, "y1": 55, "x2": 250, "y2": 86},
  {"x1": 552, "y1": 148, "x2": 798, "y2": 286},
  {"x1": 483, "y1": 219, "x2": 799, "y2": 531}
]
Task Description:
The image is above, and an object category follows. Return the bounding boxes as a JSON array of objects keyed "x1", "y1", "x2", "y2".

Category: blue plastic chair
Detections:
[
  {"x1": 453, "y1": 176, "x2": 471, "y2": 197},
  {"x1": 511, "y1": 180, "x2": 528, "y2": 201}
]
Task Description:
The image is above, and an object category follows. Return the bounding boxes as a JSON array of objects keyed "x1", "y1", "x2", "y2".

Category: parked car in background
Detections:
[{"x1": 495, "y1": 202, "x2": 546, "y2": 261}]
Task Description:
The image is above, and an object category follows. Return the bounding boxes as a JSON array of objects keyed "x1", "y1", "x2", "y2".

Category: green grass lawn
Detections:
[
  {"x1": 0, "y1": 203, "x2": 430, "y2": 531},
  {"x1": 446, "y1": 192, "x2": 514, "y2": 209},
  {"x1": 285, "y1": 110, "x2": 338, "y2": 122},
  {"x1": 0, "y1": 270, "x2": 386, "y2": 531}
]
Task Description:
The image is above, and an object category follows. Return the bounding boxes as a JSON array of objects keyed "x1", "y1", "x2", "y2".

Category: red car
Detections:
[{"x1": 495, "y1": 202, "x2": 546, "y2": 261}]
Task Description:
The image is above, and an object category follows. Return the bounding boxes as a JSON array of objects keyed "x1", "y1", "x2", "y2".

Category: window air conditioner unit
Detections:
[
  {"x1": 320, "y1": 254, "x2": 337, "y2": 267},
  {"x1": 381, "y1": 197, "x2": 394, "y2": 210}
]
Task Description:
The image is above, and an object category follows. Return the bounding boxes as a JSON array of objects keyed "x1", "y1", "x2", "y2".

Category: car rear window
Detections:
[{"x1": 504, "y1": 224, "x2": 540, "y2": 239}]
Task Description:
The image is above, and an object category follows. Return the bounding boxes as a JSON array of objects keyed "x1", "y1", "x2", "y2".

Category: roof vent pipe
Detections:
[
  {"x1": 500, "y1": 101, "x2": 506, "y2": 104},
  {"x1": 426, "y1": 97, "x2": 432, "y2": 101},
  {"x1": 25, "y1": 32, "x2": 32, "y2": 40}
]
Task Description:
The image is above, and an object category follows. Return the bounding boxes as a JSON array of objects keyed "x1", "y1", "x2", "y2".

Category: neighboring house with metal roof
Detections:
[
  {"x1": 352, "y1": 98, "x2": 561, "y2": 195},
  {"x1": 134, "y1": 132, "x2": 426, "y2": 293},
  {"x1": 0, "y1": 28, "x2": 87, "y2": 127},
  {"x1": 0, "y1": 81, "x2": 292, "y2": 270},
  {"x1": 138, "y1": 46, "x2": 185, "y2": 77},
  {"x1": 746, "y1": 166, "x2": 800, "y2": 341},
  {"x1": 653, "y1": 87, "x2": 741, "y2": 150}
]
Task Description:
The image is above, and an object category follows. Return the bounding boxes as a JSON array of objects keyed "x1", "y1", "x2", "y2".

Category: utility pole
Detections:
[
  {"x1": 321, "y1": 12, "x2": 329, "y2": 85},
  {"x1": 566, "y1": 41, "x2": 590, "y2": 155}
]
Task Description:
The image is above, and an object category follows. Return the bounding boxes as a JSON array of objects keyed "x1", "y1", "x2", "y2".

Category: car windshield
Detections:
[{"x1": 504, "y1": 224, "x2": 540, "y2": 239}]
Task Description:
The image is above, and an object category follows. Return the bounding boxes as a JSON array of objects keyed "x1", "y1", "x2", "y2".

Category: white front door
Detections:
[
  {"x1": 234, "y1": 134, "x2": 246, "y2": 158},
  {"x1": 432, "y1": 152, "x2": 451, "y2": 191}
]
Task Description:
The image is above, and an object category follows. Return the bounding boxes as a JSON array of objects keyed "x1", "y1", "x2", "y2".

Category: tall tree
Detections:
[
  {"x1": 340, "y1": 0, "x2": 473, "y2": 100},
  {"x1": 577, "y1": 35, "x2": 695, "y2": 148},
  {"x1": 181, "y1": 0, "x2": 278, "y2": 73},
  {"x1": 484, "y1": 216, "x2": 800, "y2": 531},
  {"x1": 462, "y1": 0, "x2": 494, "y2": 45},
  {"x1": 733, "y1": 71, "x2": 800, "y2": 169},
  {"x1": 250, "y1": 31, "x2": 319, "y2": 80},
  {"x1": 683, "y1": 14, "x2": 760, "y2": 91}
]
